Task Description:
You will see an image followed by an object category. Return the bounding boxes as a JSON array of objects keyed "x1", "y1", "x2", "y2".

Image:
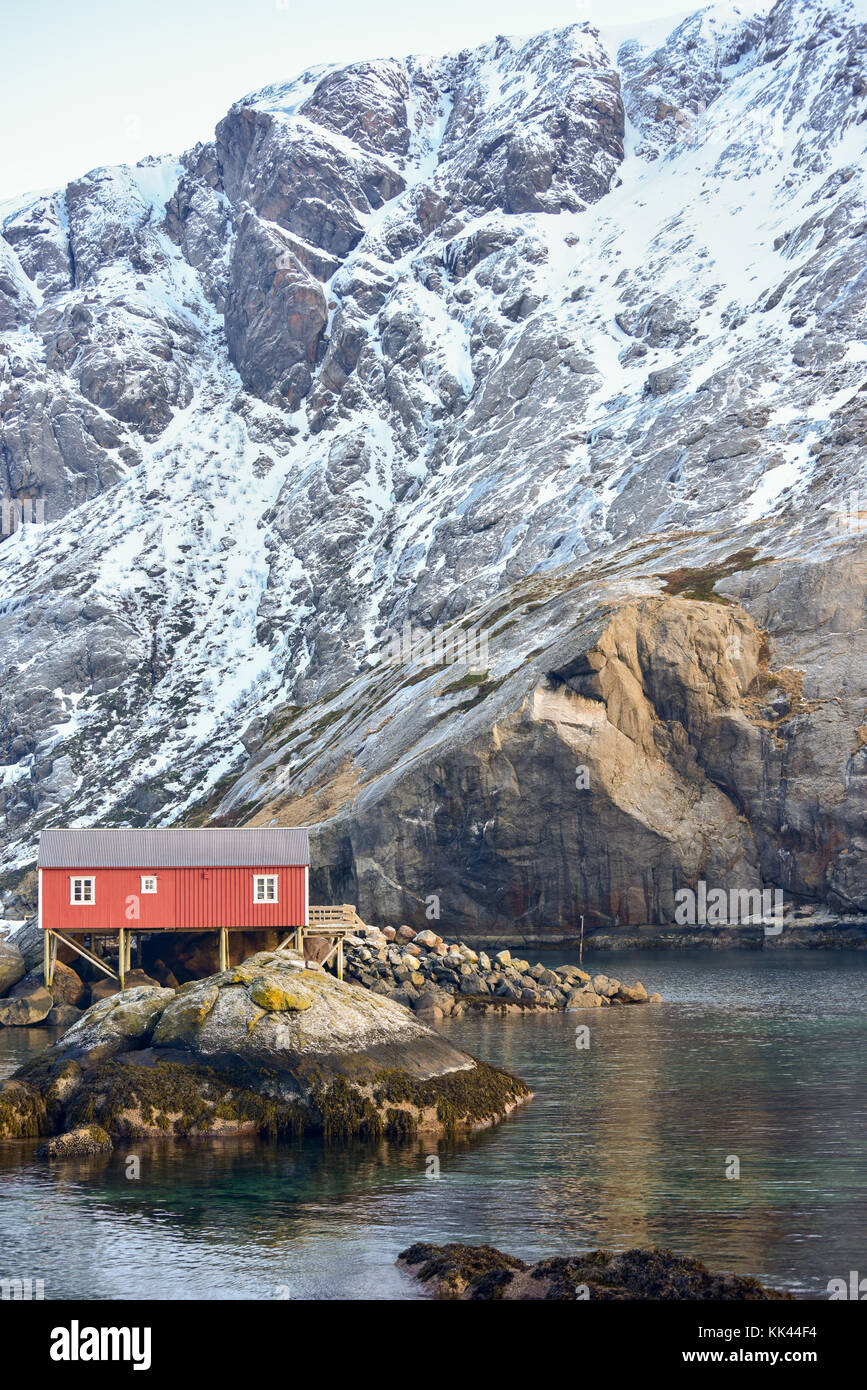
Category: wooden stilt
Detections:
[
  {"x1": 218, "y1": 926, "x2": 228, "y2": 972},
  {"x1": 49, "y1": 934, "x2": 57, "y2": 988},
  {"x1": 44, "y1": 929, "x2": 50, "y2": 990},
  {"x1": 337, "y1": 935, "x2": 343, "y2": 982},
  {"x1": 118, "y1": 927, "x2": 126, "y2": 989}
]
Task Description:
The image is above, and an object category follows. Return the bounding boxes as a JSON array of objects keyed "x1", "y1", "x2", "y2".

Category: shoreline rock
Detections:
[
  {"x1": 397, "y1": 1242, "x2": 794, "y2": 1300},
  {"x1": 2, "y1": 948, "x2": 531, "y2": 1145},
  {"x1": 340, "y1": 927, "x2": 661, "y2": 1019},
  {"x1": 37, "y1": 1125, "x2": 113, "y2": 1160}
]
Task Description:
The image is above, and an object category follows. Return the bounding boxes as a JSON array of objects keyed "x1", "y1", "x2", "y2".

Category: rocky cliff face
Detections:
[{"x1": 0, "y1": 1, "x2": 865, "y2": 935}]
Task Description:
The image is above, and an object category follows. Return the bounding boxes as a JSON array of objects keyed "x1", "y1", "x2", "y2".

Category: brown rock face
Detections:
[{"x1": 307, "y1": 569, "x2": 867, "y2": 935}]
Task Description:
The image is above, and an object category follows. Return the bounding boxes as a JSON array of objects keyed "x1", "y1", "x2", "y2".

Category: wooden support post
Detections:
[
  {"x1": 44, "y1": 929, "x2": 50, "y2": 990},
  {"x1": 219, "y1": 926, "x2": 228, "y2": 973},
  {"x1": 295, "y1": 927, "x2": 302, "y2": 953},
  {"x1": 50, "y1": 934, "x2": 57, "y2": 988},
  {"x1": 118, "y1": 927, "x2": 126, "y2": 989},
  {"x1": 579, "y1": 915, "x2": 584, "y2": 968},
  {"x1": 337, "y1": 935, "x2": 343, "y2": 982}
]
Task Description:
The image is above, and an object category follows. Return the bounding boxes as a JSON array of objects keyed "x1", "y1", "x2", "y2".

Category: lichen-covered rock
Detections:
[
  {"x1": 12, "y1": 950, "x2": 530, "y2": 1144},
  {"x1": 55, "y1": 986, "x2": 175, "y2": 1060}
]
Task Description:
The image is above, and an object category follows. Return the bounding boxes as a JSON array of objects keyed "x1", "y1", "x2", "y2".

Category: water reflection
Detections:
[{"x1": 0, "y1": 950, "x2": 864, "y2": 1298}]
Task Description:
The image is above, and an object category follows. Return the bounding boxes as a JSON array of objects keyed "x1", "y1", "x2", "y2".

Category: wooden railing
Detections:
[{"x1": 308, "y1": 904, "x2": 367, "y2": 931}]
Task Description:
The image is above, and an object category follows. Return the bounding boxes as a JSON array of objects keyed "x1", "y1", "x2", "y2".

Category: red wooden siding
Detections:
[{"x1": 42, "y1": 865, "x2": 307, "y2": 932}]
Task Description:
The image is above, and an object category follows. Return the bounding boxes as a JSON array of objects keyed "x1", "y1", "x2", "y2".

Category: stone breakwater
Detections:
[{"x1": 339, "y1": 925, "x2": 662, "y2": 1021}]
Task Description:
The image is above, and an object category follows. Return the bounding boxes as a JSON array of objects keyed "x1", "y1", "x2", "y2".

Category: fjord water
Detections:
[{"x1": 0, "y1": 950, "x2": 864, "y2": 1300}]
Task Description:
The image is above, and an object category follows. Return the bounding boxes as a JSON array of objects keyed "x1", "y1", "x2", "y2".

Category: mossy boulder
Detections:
[
  {"x1": 398, "y1": 1243, "x2": 794, "y2": 1300},
  {"x1": 12, "y1": 949, "x2": 531, "y2": 1145}
]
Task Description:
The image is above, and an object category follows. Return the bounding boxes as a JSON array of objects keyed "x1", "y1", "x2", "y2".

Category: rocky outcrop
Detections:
[
  {"x1": 397, "y1": 1242, "x2": 793, "y2": 1300},
  {"x1": 11, "y1": 949, "x2": 530, "y2": 1143}
]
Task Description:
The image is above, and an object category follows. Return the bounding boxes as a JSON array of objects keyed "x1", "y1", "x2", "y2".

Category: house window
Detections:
[
  {"x1": 253, "y1": 874, "x2": 279, "y2": 903},
  {"x1": 70, "y1": 876, "x2": 95, "y2": 904},
  {"x1": 141, "y1": 875, "x2": 158, "y2": 894}
]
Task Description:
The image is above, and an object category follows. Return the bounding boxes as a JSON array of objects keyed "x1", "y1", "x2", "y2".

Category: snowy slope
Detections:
[{"x1": 0, "y1": 0, "x2": 865, "y2": 929}]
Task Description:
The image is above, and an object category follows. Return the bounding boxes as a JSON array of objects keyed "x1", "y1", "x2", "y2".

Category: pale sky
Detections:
[{"x1": 1, "y1": 0, "x2": 694, "y2": 202}]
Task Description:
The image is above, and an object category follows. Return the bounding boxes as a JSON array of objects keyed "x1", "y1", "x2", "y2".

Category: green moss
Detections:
[
  {"x1": 309, "y1": 1076, "x2": 384, "y2": 1142},
  {"x1": 0, "y1": 1092, "x2": 46, "y2": 1139},
  {"x1": 61, "y1": 1059, "x2": 308, "y2": 1141},
  {"x1": 661, "y1": 548, "x2": 765, "y2": 603},
  {"x1": 372, "y1": 1059, "x2": 529, "y2": 1138},
  {"x1": 439, "y1": 669, "x2": 489, "y2": 695}
]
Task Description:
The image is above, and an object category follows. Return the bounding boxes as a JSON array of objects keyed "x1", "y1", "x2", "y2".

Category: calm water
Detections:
[{"x1": 0, "y1": 950, "x2": 864, "y2": 1299}]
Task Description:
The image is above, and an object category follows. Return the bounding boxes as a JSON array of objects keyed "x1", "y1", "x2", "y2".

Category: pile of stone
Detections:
[
  {"x1": 340, "y1": 925, "x2": 661, "y2": 1022},
  {"x1": 0, "y1": 932, "x2": 157, "y2": 1029}
]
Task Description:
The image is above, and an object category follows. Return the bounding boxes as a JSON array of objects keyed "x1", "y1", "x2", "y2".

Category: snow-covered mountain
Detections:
[{"x1": 1, "y1": 0, "x2": 865, "y2": 934}]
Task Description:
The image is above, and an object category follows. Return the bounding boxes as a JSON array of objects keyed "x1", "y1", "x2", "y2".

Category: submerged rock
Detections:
[
  {"x1": 397, "y1": 1242, "x2": 794, "y2": 1300},
  {"x1": 37, "y1": 1125, "x2": 113, "y2": 1160},
  {"x1": 12, "y1": 949, "x2": 530, "y2": 1144}
]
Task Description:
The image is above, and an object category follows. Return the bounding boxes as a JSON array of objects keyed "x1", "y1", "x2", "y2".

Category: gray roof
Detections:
[{"x1": 38, "y1": 827, "x2": 310, "y2": 869}]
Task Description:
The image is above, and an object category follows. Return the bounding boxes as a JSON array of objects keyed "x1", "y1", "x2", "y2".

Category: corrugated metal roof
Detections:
[{"x1": 38, "y1": 827, "x2": 310, "y2": 869}]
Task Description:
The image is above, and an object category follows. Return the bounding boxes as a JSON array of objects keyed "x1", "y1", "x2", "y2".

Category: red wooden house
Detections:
[{"x1": 38, "y1": 827, "x2": 309, "y2": 986}]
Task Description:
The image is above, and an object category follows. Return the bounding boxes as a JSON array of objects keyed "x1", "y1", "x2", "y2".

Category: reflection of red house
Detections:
[{"x1": 38, "y1": 827, "x2": 309, "y2": 984}]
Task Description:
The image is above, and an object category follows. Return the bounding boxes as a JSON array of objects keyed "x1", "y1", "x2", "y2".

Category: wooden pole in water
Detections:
[{"x1": 579, "y1": 915, "x2": 584, "y2": 968}]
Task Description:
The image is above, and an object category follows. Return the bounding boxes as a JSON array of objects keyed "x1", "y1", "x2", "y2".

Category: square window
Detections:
[
  {"x1": 70, "y1": 876, "x2": 95, "y2": 904},
  {"x1": 254, "y1": 874, "x2": 278, "y2": 903},
  {"x1": 141, "y1": 875, "x2": 158, "y2": 894}
]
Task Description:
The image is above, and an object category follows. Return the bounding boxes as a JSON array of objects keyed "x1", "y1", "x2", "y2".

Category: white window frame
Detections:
[
  {"x1": 70, "y1": 876, "x2": 95, "y2": 905},
  {"x1": 141, "y1": 875, "x2": 158, "y2": 894},
  {"x1": 253, "y1": 873, "x2": 279, "y2": 904}
]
